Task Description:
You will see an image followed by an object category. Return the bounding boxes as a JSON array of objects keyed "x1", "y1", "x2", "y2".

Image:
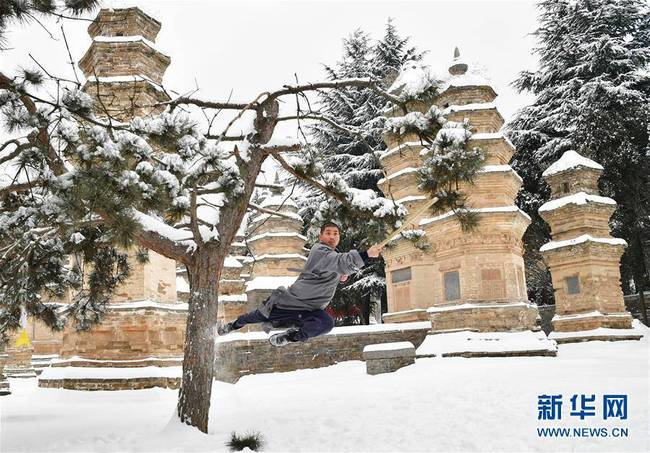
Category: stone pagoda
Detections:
[
  {"x1": 538, "y1": 150, "x2": 641, "y2": 343},
  {"x1": 37, "y1": 7, "x2": 186, "y2": 390},
  {"x1": 79, "y1": 7, "x2": 170, "y2": 121},
  {"x1": 244, "y1": 182, "x2": 307, "y2": 317},
  {"x1": 378, "y1": 51, "x2": 555, "y2": 356}
]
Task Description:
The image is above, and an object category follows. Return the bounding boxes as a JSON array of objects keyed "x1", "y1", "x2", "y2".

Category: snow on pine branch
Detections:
[
  {"x1": 387, "y1": 60, "x2": 440, "y2": 101},
  {"x1": 282, "y1": 151, "x2": 406, "y2": 223},
  {"x1": 384, "y1": 105, "x2": 446, "y2": 135}
]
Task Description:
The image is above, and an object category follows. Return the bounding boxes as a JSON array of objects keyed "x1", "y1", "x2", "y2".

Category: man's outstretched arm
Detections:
[{"x1": 318, "y1": 244, "x2": 384, "y2": 275}]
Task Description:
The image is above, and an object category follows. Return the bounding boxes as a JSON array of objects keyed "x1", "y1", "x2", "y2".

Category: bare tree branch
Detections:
[
  {"x1": 205, "y1": 134, "x2": 245, "y2": 141},
  {"x1": 259, "y1": 143, "x2": 301, "y2": 155},
  {"x1": 247, "y1": 202, "x2": 300, "y2": 222},
  {"x1": 0, "y1": 180, "x2": 46, "y2": 199},
  {"x1": 277, "y1": 113, "x2": 362, "y2": 138},
  {"x1": 271, "y1": 151, "x2": 346, "y2": 203},
  {"x1": 60, "y1": 25, "x2": 81, "y2": 86},
  {"x1": 254, "y1": 182, "x2": 284, "y2": 190},
  {"x1": 160, "y1": 97, "x2": 253, "y2": 111},
  {"x1": 267, "y1": 77, "x2": 404, "y2": 108},
  {"x1": 0, "y1": 138, "x2": 29, "y2": 160}
]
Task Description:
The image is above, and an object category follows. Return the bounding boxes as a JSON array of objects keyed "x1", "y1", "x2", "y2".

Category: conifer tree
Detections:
[{"x1": 507, "y1": 0, "x2": 650, "y2": 308}]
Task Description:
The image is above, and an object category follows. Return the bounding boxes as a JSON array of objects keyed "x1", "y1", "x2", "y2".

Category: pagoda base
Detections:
[
  {"x1": 427, "y1": 301, "x2": 540, "y2": 332},
  {"x1": 3, "y1": 346, "x2": 36, "y2": 378},
  {"x1": 549, "y1": 318, "x2": 645, "y2": 344},
  {"x1": 416, "y1": 329, "x2": 557, "y2": 358},
  {"x1": 551, "y1": 310, "x2": 633, "y2": 332},
  {"x1": 3, "y1": 366, "x2": 37, "y2": 378},
  {"x1": 0, "y1": 352, "x2": 10, "y2": 395},
  {"x1": 0, "y1": 378, "x2": 9, "y2": 395},
  {"x1": 38, "y1": 356, "x2": 183, "y2": 390},
  {"x1": 32, "y1": 354, "x2": 60, "y2": 376}
]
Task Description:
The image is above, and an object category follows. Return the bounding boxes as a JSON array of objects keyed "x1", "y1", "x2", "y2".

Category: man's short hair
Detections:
[{"x1": 320, "y1": 221, "x2": 341, "y2": 234}]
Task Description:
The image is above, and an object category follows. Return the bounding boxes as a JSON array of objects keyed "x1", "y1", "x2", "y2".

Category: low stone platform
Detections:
[
  {"x1": 549, "y1": 318, "x2": 646, "y2": 344},
  {"x1": 38, "y1": 364, "x2": 182, "y2": 390},
  {"x1": 363, "y1": 341, "x2": 415, "y2": 375},
  {"x1": 551, "y1": 310, "x2": 635, "y2": 332},
  {"x1": 416, "y1": 329, "x2": 557, "y2": 358},
  {"x1": 427, "y1": 301, "x2": 540, "y2": 333},
  {"x1": 215, "y1": 322, "x2": 431, "y2": 383},
  {"x1": 32, "y1": 354, "x2": 59, "y2": 375}
]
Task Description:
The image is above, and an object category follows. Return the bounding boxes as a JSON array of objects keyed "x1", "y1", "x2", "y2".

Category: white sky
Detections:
[{"x1": 1, "y1": 0, "x2": 540, "y2": 181}]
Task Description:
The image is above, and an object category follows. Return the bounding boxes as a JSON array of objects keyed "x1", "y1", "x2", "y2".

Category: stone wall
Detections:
[{"x1": 214, "y1": 323, "x2": 430, "y2": 383}]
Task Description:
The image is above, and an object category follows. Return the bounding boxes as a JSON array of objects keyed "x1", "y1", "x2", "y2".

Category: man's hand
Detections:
[
  {"x1": 340, "y1": 275, "x2": 349, "y2": 283},
  {"x1": 367, "y1": 244, "x2": 383, "y2": 258}
]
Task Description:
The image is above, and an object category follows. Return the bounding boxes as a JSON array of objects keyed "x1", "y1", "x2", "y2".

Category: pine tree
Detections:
[
  {"x1": 1, "y1": 6, "x2": 485, "y2": 432},
  {"x1": 1, "y1": 6, "x2": 436, "y2": 430},
  {"x1": 507, "y1": 0, "x2": 650, "y2": 307},
  {"x1": 298, "y1": 21, "x2": 425, "y2": 325}
]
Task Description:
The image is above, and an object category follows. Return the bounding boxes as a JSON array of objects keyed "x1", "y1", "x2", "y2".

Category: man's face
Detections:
[{"x1": 319, "y1": 226, "x2": 340, "y2": 249}]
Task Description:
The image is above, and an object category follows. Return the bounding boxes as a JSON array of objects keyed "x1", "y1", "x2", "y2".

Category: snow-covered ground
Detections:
[{"x1": 1, "y1": 332, "x2": 648, "y2": 452}]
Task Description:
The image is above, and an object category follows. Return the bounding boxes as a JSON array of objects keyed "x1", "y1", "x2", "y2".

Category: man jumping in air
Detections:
[{"x1": 217, "y1": 221, "x2": 383, "y2": 347}]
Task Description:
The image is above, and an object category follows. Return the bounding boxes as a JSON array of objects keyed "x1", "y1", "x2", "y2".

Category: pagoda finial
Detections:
[{"x1": 449, "y1": 46, "x2": 468, "y2": 76}]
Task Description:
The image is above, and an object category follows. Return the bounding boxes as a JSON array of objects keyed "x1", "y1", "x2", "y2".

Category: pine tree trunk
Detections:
[{"x1": 176, "y1": 247, "x2": 223, "y2": 433}]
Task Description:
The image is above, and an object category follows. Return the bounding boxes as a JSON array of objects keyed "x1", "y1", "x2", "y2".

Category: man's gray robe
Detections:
[{"x1": 258, "y1": 243, "x2": 365, "y2": 317}]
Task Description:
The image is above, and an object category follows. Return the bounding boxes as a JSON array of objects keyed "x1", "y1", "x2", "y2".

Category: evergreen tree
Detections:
[
  {"x1": 507, "y1": 0, "x2": 650, "y2": 307},
  {"x1": 298, "y1": 20, "x2": 425, "y2": 325}
]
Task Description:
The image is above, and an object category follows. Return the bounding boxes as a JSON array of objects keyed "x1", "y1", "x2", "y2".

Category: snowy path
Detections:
[{"x1": 1, "y1": 335, "x2": 648, "y2": 452}]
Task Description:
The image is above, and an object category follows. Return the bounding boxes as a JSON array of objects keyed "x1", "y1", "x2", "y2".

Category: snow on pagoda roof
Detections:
[
  {"x1": 251, "y1": 253, "x2": 307, "y2": 261},
  {"x1": 540, "y1": 234, "x2": 627, "y2": 252},
  {"x1": 224, "y1": 256, "x2": 243, "y2": 268},
  {"x1": 542, "y1": 150, "x2": 603, "y2": 177},
  {"x1": 247, "y1": 231, "x2": 307, "y2": 243},
  {"x1": 377, "y1": 167, "x2": 419, "y2": 184},
  {"x1": 260, "y1": 194, "x2": 298, "y2": 209},
  {"x1": 539, "y1": 192, "x2": 616, "y2": 212},
  {"x1": 443, "y1": 102, "x2": 497, "y2": 114},
  {"x1": 478, "y1": 165, "x2": 523, "y2": 183},
  {"x1": 92, "y1": 35, "x2": 168, "y2": 57},
  {"x1": 379, "y1": 141, "x2": 423, "y2": 160},
  {"x1": 437, "y1": 58, "x2": 493, "y2": 92},
  {"x1": 245, "y1": 275, "x2": 298, "y2": 292},
  {"x1": 86, "y1": 75, "x2": 165, "y2": 93},
  {"x1": 419, "y1": 206, "x2": 531, "y2": 227},
  {"x1": 249, "y1": 211, "x2": 303, "y2": 224},
  {"x1": 219, "y1": 294, "x2": 247, "y2": 303},
  {"x1": 176, "y1": 276, "x2": 189, "y2": 293}
]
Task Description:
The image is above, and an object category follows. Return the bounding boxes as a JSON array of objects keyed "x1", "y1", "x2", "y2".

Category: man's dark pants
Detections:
[{"x1": 232, "y1": 307, "x2": 335, "y2": 342}]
